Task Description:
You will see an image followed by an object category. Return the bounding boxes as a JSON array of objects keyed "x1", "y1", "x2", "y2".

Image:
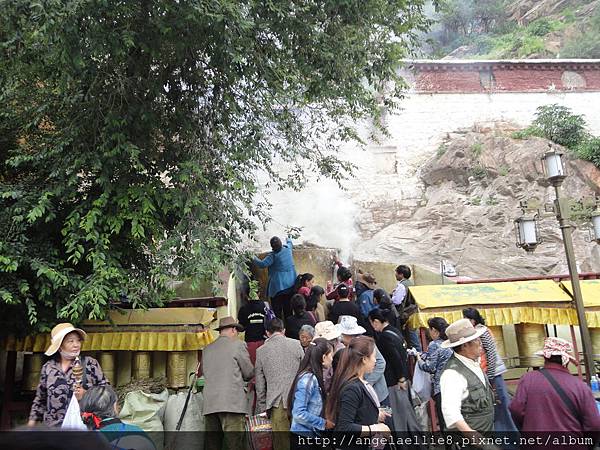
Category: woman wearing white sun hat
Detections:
[{"x1": 28, "y1": 323, "x2": 108, "y2": 427}]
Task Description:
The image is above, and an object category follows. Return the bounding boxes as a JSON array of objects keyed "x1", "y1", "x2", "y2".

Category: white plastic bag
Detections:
[
  {"x1": 61, "y1": 395, "x2": 87, "y2": 430},
  {"x1": 412, "y1": 363, "x2": 432, "y2": 403}
]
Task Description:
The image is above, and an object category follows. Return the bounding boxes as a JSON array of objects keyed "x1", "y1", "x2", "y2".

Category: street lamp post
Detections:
[
  {"x1": 515, "y1": 145, "x2": 598, "y2": 382},
  {"x1": 552, "y1": 182, "x2": 595, "y2": 382}
]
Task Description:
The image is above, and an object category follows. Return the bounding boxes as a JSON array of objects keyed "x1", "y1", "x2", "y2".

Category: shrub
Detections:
[
  {"x1": 562, "y1": 31, "x2": 600, "y2": 58},
  {"x1": 485, "y1": 196, "x2": 499, "y2": 206},
  {"x1": 470, "y1": 196, "x2": 482, "y2": 206},
  {"x1": 531, "y1": 104, "x2": 588, "y2": 149},
  {"x1": 511, "y1": 126, "x2": 542, "y2": 140},
  {"x1": 561, "y1": 7, "x2": 576, "y2": 24},
  {"x1": 526, "y1": 18, "x2": 563, "y2": 37},
  {"x1": 471, "y1": 142, "x2": 483, "y2": 156},
  {"x1": 468, "y1": 165, "x2": 487, "y2": 180},
  {"x1": 437, "y1": 144, "x2": 448, "y2": 158},
  {"x1": 517, "y1": 35, "x2": 545, "y2": 57},
  {"x1": 471, "y1": 35, "x2": 496, "y2": 54},
  {"x1": 575, "y1": 137, "x2": 600, "y2": 167}
]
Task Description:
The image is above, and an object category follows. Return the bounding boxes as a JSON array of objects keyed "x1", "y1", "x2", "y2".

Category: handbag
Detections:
[{"x1": 245, "y1": 412, "x2": 273, "y2": 450}]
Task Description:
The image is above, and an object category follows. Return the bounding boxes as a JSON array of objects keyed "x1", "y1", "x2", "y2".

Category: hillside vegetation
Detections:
[{"x1": 425, "y1": 0, "x2": 600, "y2": 59}]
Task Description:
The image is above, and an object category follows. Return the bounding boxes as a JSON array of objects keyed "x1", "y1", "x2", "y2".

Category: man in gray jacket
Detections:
[
  {"x1": 255, "y1": 318, "x2": 304, "y2": 450},
  {"x1": 202, "y1": 316, "x2": 254, "y2": 450}
]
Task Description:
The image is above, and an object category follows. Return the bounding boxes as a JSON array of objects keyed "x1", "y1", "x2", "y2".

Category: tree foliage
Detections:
[
  {"x1": 432, "y1": 0, "x2": 508, "y2": 50},
  {"x1": 513, "y1": 104, "x2": 600, "y2": 171},
  {"x1": 531, "y1": 104, "x2": 588, "y2": 150},
  {"x1": 562, "y1": 7, "x2": 600, "y2": 58},
  {"x1": 0, "y1": 0, "x2": 431, "y2": 334}
]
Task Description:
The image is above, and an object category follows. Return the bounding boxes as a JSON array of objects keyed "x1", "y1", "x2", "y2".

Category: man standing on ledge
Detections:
[
  {"x1": 202, "y1": 317, "x2": 254, "y2": 450},
  {"x1": 254, "y1": 236, "x2": 297, "y2": 320},
  {"x1": 439, "y1": 318, "x2": 494, "y2": 439},
  {"x1": 392, "y1": 264, "x2": 421, "y2": 351}
]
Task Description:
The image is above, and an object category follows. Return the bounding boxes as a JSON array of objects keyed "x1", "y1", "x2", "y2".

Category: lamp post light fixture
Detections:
[
  {"x1": 515, "y1": 144, "x2": 596, "y2": 382},
  {"x1": 541, "y1": 146, "x2": 567, "y2": 186},
  {"x1": 514, "y1": 215, "x2": 542, "y2": 253},
  {"x1": 591, "y1": 212, "x2": 600, "y2": 244}
]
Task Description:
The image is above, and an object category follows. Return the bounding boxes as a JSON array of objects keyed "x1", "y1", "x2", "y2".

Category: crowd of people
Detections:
[
  {"x1": 235, "y1": 236, "x2": 600, "y2": 449},
  {"x1": 14, "y1": 235, "x2": 600, "y2": 450}
]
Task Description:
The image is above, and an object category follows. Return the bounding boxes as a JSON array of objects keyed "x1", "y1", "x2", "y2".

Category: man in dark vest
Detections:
[{"x1": 440, "y1": 318, "x2": 495, "y2": 437}]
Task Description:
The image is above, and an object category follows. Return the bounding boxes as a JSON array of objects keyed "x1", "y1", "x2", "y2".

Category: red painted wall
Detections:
[{"x1": 411, "y1": 62, "x2": 600, "y2": 93}]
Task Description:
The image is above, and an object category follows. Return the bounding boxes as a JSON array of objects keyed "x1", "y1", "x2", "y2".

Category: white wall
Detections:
[{"x1": 253, "y1": 91, "x2": 600, "y2": 263}]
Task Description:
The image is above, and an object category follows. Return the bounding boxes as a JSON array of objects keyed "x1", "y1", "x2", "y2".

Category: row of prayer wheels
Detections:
[
  {"x1": 22, "y1": 351, "x2": 194, "y2": 391},
  {"x1": 20, "y1": 325, "x2": 600, "y2": 391},
  {"x1": 489, "y1": 324, "x2": 600, "y2": 366}
]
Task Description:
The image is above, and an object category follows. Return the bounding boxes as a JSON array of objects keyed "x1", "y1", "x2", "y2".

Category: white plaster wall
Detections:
[
  {"x1": 254, "y1": 91, "x2": 600, "y2": 260},
  {"x1": 344, "y1": 91, "x2": 600, "y2": 206}
]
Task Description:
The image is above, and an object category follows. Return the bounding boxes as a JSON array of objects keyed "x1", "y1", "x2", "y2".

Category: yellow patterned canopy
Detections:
[
  {"x1": 1, "y1": 307, "x2": 217, "y2": 351},
  {"x1": 408, "y1": 280, "x2": 577, "y2": 328},
  {"x1": 560, "y1": 279, "x2": 600, "y2": 327}
]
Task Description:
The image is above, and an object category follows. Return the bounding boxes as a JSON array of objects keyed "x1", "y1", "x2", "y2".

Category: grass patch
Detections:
[
  {"x1": 468, "y1": 165, "x2": 487, "y2": 180},
  {"x1": 498, "y1": 166, "x2": 509, "y2": 176},
  {"x1": 511, "y1": 126, "x2": 541, "y2": 140},
  {"x1": 526, "y1": 18, "x2": 565, "y2": 37},
  {"x1": 437, "y1": 144, "x2": 448, "y2": 158},
  {"x1": 485, "y1": 196, "x2": 499, "y2": 206},
  {"x1": 470, "y1": 196, "x2": 482, "y2": 206},
  {"x1": 471, "y1": 142, "x2": 483, "y2": 157}
]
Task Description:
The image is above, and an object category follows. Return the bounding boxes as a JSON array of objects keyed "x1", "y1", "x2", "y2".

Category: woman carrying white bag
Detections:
[
  {"x1": 28, "y1": 323, "x2": 108, "y2": 428},
  {"x1": 416, "y1": 317, "x2": 452, "y2": 430}
]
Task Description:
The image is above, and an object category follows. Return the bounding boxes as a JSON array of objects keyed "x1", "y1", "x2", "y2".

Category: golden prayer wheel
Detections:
[
  {"x1": 98, "y1": 351, "x2": 116, "y2": 385},
  {"x1": 167, "y1": 351, "x2": 188, "y2": 388},
  {"x1": 23, "y1": 353, "x2": 43, "y2": 391},
  {"x1": 487, "y1": 326, "x2": 506, "y2": 359},
  {"x1": 132, "y1": 351, "x2": 152, "y2": 379},
  {"x1": 591, "y1": 328, "x2": 600, "y2": 360},
  {"x1": 515, "y1": 323, "x2": 545, "y2": 366}
]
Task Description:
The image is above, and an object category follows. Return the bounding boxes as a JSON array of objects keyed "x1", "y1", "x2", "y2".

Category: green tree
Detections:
[
  {"x1": 531, "y1": 104, "x2": 588, "y2": 149},
  {"x1": 0, "y1": 0, "x2": 431, "y2": 335}
]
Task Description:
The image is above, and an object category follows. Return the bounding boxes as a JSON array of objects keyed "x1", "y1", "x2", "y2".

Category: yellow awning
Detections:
[
  {"x1": 559, "y1": 280, "x2": 600, "y2": 328},
  {"x1": 409, "y1": 280, "x2": 572, "y2": 310},
  {"x1": 408, "y1": 280, "x2": 576, "y2": 328},
  {"x1": 82, "y1": 307, "x2": 217, "y2": 326},
  {"x1": 1, "y1": 307, "x2": 218, "y2": 352},
  {"x1": 560, "y1": 280, "x2": 600, "y2": 307},
  {"x1": 409, "y1": 305, "x2": 578, "y2": 328},
  {"x1": 2, "y1": 330, "x2": 215, "y2": 352}
]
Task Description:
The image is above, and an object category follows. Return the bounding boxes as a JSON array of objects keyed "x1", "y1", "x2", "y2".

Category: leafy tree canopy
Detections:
[{"x1": 0, "y1": 0, "x2": 430, "y2": 335}]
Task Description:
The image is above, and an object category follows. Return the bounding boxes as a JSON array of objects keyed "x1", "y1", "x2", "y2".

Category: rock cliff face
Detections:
[{"x1": 353, "y1": 122, "x2": 600, "y2": 278}]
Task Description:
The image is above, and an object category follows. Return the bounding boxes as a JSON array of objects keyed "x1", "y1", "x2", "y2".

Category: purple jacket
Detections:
[{"x1": 509, "y1": 362, "x2": 600, "y2": 449}]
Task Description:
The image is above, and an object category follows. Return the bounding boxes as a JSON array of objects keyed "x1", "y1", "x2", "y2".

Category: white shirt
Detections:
[
  {"x1": 391, "y1": 282, "x2": 406, "y2": 306},
  {"x1": 439, "y1": 352, "x2": 486, "y2": 429}
]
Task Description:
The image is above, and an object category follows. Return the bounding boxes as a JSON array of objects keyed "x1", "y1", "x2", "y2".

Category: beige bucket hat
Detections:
[
  {"x1": 313, "y1": 321, "x2": 342, "y2": 341},
  {"x1": 45, "y1": 323, "x2": 87, "y2": 356},
  {"x1": 441, "y1": 318, "x2": 486, "y2": 349}
]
